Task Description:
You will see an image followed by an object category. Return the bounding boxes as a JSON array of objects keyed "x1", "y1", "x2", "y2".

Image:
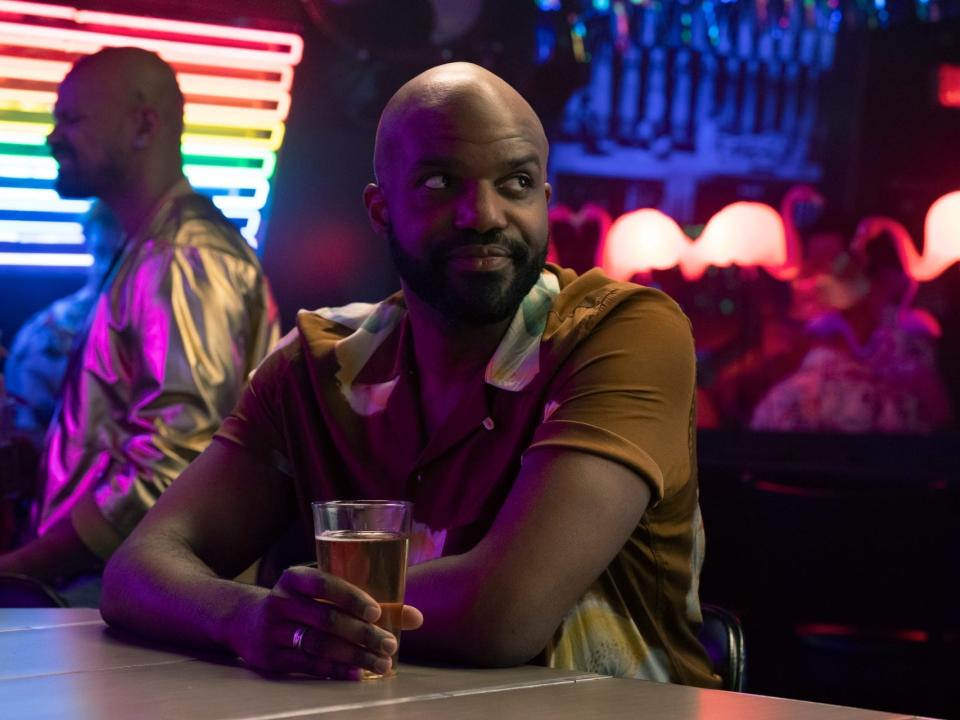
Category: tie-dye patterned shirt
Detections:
[{"x1": 217, "y1": 264, "x2": 719, "y2": 687}]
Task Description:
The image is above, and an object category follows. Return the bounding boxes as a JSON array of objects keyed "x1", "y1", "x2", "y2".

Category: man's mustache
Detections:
[
  {"x1": 49, "y1": 143, "x2": 75, "y2": 162},
  {"x1": 433, "y1": 231, "x2": 528, "y2": 259}
]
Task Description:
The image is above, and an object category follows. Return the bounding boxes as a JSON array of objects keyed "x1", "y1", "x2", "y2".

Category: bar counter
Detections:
[{"x1": 0, "y1": 609, "x2": 931, "y2": 719}]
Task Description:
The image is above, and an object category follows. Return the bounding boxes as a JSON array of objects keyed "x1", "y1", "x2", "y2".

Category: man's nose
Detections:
[
  {"x1": 454, "y1": 183, "x2": 507, "y2": 233},
  {"x1": 47, "y1": 123, "x2": 61, "y2": 148}
]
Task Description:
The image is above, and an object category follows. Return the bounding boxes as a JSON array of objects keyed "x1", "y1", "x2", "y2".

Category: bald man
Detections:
[
  {"x1": 101, "y1": 63, "x2": 718, "y2": 687},
  {"x1": 0, "y1": 48, "x2": 279, "y2": 602}
]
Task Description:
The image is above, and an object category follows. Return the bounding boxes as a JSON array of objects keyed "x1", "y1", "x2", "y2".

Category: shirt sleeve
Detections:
[
  {"x1": 524, "y1": 291, "x2": 696, "y2": 505},
  {"x1": 214, "y1": 330, "x2": 295, "y2": 471},
  {"x1": 70, "y1": 231, "x2": 274, "y2": 558}
]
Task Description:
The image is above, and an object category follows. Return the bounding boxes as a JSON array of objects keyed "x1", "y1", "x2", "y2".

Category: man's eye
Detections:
[
  {"x1": 503, "y1": 175, "x2": 533, "y2": 192},
  {"x1": 422, "y1": 175, "x2": 448, "y2": 190}
]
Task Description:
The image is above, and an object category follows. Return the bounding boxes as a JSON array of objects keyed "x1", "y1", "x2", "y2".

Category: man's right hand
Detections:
[
  {"x1": 226, "y1": 565, "x2": 423, "y2": 680},
  {"x1": 100, "y1": 440, "x2": 426, "y2": 677}
]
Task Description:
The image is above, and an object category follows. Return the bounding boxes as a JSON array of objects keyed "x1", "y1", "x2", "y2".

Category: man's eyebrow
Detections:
[
  {"x1": 500, "y1": 153, "x2": 543, "y2": 172},
  {"x1": 409, "y1": 153, "x2": 544, "y2": 174},
  {"x1": 409, "y1": 156, "x2": 456, "y2": 172}
]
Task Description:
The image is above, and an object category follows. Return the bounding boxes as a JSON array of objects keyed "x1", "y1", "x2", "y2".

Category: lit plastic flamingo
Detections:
[
  {"x1": 681, "y1": 201, "x2": 787, "y2": 280},
  {"x1": 597, "y1": 183, "x2": 824, "y2": 281},
  {"x1": 854, "y1": 190, "x2": 960, "y2": 282},
  {"x1": 681, "y1": 185, "x2": 822, "y2": 280},
  {"x1": 775, "y1": 184, "x2": 823, "y2": 280},
  {"x1": 599, "y1": 201, "x2": 791, "y2": 281},
  {"x1": 849, "y1": 193, "x2": 960, "y2": 339},
  {"x1": 599, "y1": 208, "x2": 691, "y2": 281}
]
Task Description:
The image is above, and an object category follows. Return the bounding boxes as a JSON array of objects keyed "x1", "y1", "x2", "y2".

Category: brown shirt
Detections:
[{"x1": 217, "y1": 264, "x2": 718, "y2": 687}]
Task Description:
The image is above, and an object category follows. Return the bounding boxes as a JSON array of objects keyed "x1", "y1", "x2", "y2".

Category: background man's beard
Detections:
[
  {"x1": 55, "y1": 172, "x2": 95, "y2": 198},
  {"x1": 388, "y1": 228, "x2": 547, "y2": 325},
  {"x1": 52, "y1": 153, "x2": 125, "y2": 199}
]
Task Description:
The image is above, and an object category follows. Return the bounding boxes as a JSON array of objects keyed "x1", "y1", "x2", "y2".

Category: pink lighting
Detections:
[
  {"x1": 601, "y1": 208, "x2": 690, "y2": 281},
  {"x1": 0, "y1": 2, "x2": 303, "y2": 67},
  {"x1": 0, "y1": 0, "x2": 74, "y2": 19},
  {"x1": 594, "y1": 185, "x2": 846, "y2": 282},
  {"x1": 854, "y1": 191, "x2": 960, "y2": 282},
  {"x1": 598, "y1": 202, "x2": 792, "y2": 281},
  {"x1": 938, "y1": 64, "x2": 960, "y2": 108},
  {"x1": 685, "y1": 202, "x2": 787, "y2": 279},
  {"x1": 75, "y1": 11, "x2": 304, "y2": 62}
]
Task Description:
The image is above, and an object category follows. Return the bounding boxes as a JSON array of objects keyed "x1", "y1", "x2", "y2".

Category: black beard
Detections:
[
  {"x1": 51, "y1": 147, "x2": 125, "y2": 199},
  {"x1": 389, "y1": 227, "x2": 546, "y2": 325},
  {"x1": 54, "y1": 172, "x2": 95, "y2": 199}
]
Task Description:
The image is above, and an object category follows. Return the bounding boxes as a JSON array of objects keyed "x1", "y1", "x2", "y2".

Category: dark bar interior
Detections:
[{"x1": 1, "y1": 1, "x2": 958, "y2": 718}]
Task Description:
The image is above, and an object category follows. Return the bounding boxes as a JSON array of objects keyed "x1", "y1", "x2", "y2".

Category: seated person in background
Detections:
[
  {"x1": 101, "y1": 62, "x2": 719, "y2": 687},
  {"x1": 3, "y1": 202, "x2": 123, "y2": 451},
  {"x1": 751, "y1": 224, "x2": 953, "y2": 433},
  {"x1": 0, "y1": 47, "x2": 279, "y2": 603}
]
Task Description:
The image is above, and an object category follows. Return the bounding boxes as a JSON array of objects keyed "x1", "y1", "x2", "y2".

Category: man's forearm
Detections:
[
  {"x1": 100, "y1": 530, "x2": 266, "y2": 654},
  {"x1": 101, "y1": 529, "x2": 407, "y2": 680},
  {"x1": 399, "y1": 451, "x2": 652, "y2": 669},
  {"x1": 400, "y1": 551, "x2": 548, "y2": 667},
  {"x1": 0, "y1": 515, "x2": 101, "y2": 584}
]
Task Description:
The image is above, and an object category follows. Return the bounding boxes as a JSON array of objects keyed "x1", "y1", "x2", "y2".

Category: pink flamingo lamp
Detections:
[
  {"x1": 854, "y1": 191, "x2": 960, "y2": 282},
  {"x1": 596, "y1": 185, "x2": 822, "y2": 282},
  {"x1": 599, "y1": 208, "x2": 692, "y2": 281}
]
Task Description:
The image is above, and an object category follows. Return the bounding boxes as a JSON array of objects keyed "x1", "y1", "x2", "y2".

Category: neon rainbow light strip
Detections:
[{"x1": 0, "y1": 0, "x2": 302, "y2": 266}]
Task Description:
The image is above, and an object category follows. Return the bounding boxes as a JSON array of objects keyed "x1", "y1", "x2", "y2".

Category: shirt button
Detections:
[{"x1": 482, "y1": 416, "x2": 495, "y2": 431}]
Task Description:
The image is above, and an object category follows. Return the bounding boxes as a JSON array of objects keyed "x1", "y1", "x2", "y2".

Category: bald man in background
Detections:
[
  {"x1": 101, "y1": 62, "x2": 717, "y2": 687},
  {"x1": 0, "y1": 48, "x2": 279, "y2": 603}
]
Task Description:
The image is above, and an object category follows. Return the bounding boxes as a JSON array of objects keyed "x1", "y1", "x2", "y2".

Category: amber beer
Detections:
[
  {"x1": 315, "y1": 530, "x2": 409, "y2": 643},
  {"x1": 312, "y1": 500, "x2": 412, "y2": 677}
]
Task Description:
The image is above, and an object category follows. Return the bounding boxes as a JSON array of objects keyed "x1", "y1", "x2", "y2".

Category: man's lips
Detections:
[
  {"x1": 50, "y1": 150, "x2": 73, "y2": 167},
  {"x1": 446, "y1": 245, "x2": 513, "y2": 272},
  {"x1": 446, "y1": 244, "x2": 512, "y2": 259}
]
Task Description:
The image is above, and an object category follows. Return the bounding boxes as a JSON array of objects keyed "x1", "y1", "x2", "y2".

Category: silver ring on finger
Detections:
[{"x1": 292, "y1": 626, "x2": 307, "y2": 651}]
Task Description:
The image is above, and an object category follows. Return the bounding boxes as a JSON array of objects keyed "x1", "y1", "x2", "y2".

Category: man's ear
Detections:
[
  {"x1": 363, "y1": 183, "x2": 390, "y2": 236},
  {"x1": 544, "y1": 181, "x2": 552, "y2": 205},
  {"x1": 132, "y1": 106, "x2": 160, "y2": 150}
]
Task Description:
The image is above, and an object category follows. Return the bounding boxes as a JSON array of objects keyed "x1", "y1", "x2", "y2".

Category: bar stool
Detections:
[
  {"x1": 0, "y1": 572, "x2": 68, "y2": 607},
  {"x1": 699, "y1": 602, "x2": 747, "y2": 691}
]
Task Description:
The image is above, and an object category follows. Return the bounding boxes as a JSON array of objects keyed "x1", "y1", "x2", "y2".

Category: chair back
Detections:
[
  {"x1": 699, "y1": 603, "x2": 747, "y2": 691},
  {"x1": 0, "y1": 572, "x2": 68, "y2": 607}
]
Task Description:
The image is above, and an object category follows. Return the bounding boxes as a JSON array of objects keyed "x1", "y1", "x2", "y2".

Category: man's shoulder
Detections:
[
  {"x1": 292, "y1": 295, "x2": 405, "y2": 358},
  {"x1": 122, "y1": 192, "x2": 266, "y2": 299},
  {"x1": 547, "y1": 265, "x2": 689, "y2": 338},
  {"x1": 156, "y1": 192, "x2": 255, "y2": 259},
  {"x1": 293, "y1": 304, "x2": 372, "y2": 352}
]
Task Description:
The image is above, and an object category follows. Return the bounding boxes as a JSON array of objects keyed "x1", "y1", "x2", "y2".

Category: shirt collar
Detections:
[
  {"x1": 127, "y1": 177, "x2": 193, "y2": 246},
  {"x1": 485, "y1": 269, "x2": 560, "y2": 391},
  {"x1": 318, "y1": 268, "x2": 561, "y2": 415}
]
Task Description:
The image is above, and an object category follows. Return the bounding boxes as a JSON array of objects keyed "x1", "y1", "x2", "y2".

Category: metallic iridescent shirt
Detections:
[{"x1": 34, "y1": 180, "x2": 280, "y2": 558}]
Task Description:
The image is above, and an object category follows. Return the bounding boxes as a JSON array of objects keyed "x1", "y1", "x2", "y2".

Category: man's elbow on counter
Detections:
[
  {"x1": 98, "y1": 546, "x2": 136, "y2": 630},
  {"x1": 465, "y1": 634, "x2": 547, "y2": 669},
  {"x1": 442, "y1": 594, "x2": 558, "y2": 668}
]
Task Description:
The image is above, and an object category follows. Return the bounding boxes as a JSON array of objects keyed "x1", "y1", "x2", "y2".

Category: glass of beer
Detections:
[{"x1": 312, "y1": 500, "x2": 412, "y2": 678}]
